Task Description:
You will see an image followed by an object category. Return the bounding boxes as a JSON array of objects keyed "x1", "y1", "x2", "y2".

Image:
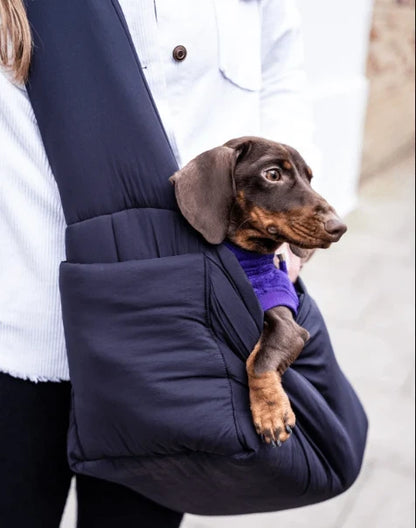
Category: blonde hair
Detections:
[{"x1": 0, "y1": 0, "x2": 32, "y2": 84}]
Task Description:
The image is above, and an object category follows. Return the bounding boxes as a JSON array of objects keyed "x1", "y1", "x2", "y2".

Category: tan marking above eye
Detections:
[
  {"x1": 235, "y1": 190, "x2": 247, "y2": 208},
  {"x1": 306, "y1": 166, "x2": 313, "y2": 177},
  {"x1": 283, "y1": 161, "x2": 292, "y2": 170}
]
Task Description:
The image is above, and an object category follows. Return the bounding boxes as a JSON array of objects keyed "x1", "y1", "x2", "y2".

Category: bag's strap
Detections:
[
  {"x1": 25, "y1": 0, "x2": 179, "y2": 226},
  {"x1": 24, "y1": 0, "x2": 264, "y2": 349}
]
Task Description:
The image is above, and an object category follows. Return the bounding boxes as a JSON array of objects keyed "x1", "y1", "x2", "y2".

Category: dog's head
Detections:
[{"x1": 169, "y1": 136, "x2": 346, "y2": 254}]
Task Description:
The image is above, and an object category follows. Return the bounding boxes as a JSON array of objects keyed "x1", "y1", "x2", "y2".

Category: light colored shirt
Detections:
[{"x1": 0, "y1": 0, "x2": 315, "y2": 381}]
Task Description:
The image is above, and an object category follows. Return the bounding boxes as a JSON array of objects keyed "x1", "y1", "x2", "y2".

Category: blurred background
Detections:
[{"x1": 61, "y1": 0, "x2": 415, "y2": 526}]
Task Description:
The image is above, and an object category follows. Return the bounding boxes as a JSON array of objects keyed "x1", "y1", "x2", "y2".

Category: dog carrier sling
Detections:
[{"x1": 24, "y1": 0, "x2": 368, "y2": 515}]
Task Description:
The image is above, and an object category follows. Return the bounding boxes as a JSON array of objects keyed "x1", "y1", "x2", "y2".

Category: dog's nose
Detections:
[{"x1": 325, "y1": 218, "x2": 347, "y2": 239}]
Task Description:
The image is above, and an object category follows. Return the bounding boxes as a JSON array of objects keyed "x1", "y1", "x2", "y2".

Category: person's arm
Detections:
[
  {"x1": 261, "y1": 0, "x2": 318, "y2": 280},
  {"x1": 260, "y1": 0, "x2": 319, "y2": 169}
]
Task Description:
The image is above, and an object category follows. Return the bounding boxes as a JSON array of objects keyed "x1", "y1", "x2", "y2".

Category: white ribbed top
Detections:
[
  {"x1": 0, "y1": 68, "x2": 68, "y2": 380},
  {"x1": 0, "y1": 0, "x2": 315, "y2": 381}
]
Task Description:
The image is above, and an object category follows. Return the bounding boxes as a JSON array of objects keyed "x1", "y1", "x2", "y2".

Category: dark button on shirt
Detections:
[{"x1": 172, "y1": 45, "x2": 187, "y2": 62}]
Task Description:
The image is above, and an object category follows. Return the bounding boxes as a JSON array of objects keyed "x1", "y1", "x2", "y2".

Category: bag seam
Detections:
[{"x1": 203, "y1": 256, "x2": 250, "y2": 451}]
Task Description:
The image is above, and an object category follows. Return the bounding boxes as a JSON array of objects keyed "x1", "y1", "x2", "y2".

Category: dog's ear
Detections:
[{"x1": 169, "y1": 145, "x2": 240, "y2": 244}]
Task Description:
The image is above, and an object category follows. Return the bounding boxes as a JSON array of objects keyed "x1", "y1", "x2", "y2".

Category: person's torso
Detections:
[{"x1": 0, "y1": 0, "x2": 263, "y2": 380}]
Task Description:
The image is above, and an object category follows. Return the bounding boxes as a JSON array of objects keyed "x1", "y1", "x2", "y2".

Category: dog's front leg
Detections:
[{"x1": 247, "y1": 306, "x2": 310, "y2": 445}]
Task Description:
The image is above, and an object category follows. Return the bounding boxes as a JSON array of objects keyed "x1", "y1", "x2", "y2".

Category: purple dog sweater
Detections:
[{"x1": 224, "y1": 242, "x2": 299, "y2": 315}]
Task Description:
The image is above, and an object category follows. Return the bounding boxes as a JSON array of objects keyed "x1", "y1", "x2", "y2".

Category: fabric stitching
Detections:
[{"x1": 203, "y1": 256, "x2": 250, "y2": 451}]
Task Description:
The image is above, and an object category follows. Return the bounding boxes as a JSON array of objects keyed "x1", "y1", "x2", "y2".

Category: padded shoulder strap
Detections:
[{"x1": 25, "y1": 0, "x2": 178, "y2": 225}]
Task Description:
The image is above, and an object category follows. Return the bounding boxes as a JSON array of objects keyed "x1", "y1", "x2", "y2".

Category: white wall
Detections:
[{"x1": 296, "y1": 0, "x2": 374, "y2": 216}]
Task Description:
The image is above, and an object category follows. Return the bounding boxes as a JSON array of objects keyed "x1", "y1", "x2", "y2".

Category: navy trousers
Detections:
[{"x1": 0, "y1": 372, "x2": 183, "y2": 528}]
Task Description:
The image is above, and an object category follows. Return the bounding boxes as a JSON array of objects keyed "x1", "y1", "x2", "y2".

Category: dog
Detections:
[{"x1": 169, "y1": 136, "x2": 346, "y2": 447}]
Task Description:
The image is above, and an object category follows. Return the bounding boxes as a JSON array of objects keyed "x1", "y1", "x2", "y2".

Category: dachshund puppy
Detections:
[{"x1": 169, "y1": 137, "x2": 346, "y2": 446}]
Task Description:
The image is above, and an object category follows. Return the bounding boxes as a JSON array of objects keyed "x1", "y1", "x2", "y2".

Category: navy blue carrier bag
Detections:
[{"x1": 24, "y1": 0, "x2": 367, "y2": 515}]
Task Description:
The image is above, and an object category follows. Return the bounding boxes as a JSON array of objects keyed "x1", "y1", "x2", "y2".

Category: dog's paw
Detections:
[{"x1": 248, "y1": 370, "x2": 296, "y2": 446}]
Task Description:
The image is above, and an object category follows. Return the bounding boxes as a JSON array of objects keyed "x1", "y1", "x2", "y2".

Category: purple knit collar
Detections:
[
  {"x1": 224, "y1": 241, "x2": 299, "y2": 314},
  {"x1": 224, "y1": 242, "x2": 275, "y2": 270}
]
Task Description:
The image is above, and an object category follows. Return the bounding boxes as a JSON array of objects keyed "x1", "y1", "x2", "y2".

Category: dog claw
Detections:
[{"x1": 286, "y1": 425, "x2": 292, "y2": 434}]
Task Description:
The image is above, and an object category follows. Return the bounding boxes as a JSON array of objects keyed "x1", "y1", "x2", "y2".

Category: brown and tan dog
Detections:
[{"x1": 169, "y1": 136, "x2": 346, "y2": 447}]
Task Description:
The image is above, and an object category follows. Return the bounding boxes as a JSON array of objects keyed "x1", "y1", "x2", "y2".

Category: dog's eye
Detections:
[{"x1": 263, "y1": 168, "x2": 281, "y2": 182}]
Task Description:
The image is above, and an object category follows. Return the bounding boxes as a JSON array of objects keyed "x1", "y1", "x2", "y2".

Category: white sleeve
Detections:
[{"x1": 259, "y1": 0, "x2": 321, "y2": 172}]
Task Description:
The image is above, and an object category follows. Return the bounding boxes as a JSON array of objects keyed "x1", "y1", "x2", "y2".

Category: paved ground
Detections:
[{"x1": 61, "y1": 153, "x2": 415, "y2": 528}]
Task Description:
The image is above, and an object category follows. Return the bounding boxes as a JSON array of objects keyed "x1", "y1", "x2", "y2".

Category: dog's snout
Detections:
[{"x1": 325, "y1": 218, "x2": 347, "y2": 240}]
